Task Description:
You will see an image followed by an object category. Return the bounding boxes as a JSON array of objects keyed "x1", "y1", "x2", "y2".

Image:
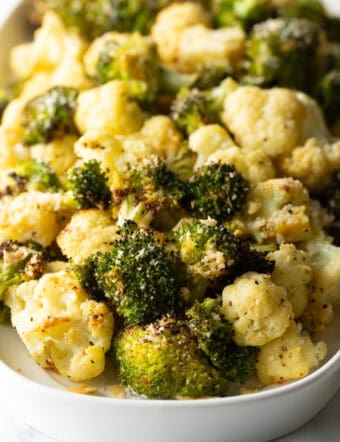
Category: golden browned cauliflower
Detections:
[
  {"x1": 221, "y1": 272, "x2": 293, "y2": 346},
  {"x1": 0, "y1": 192, "x2": 60, "y2": 246},
  {"x1": 222, "y1": 86, "x2": 306, "y2": 158},
  {"x1": 267, "y1": 244, "x2": 312, "y2": 318},
  {"x1": 10, "y1": 12, "x2": 87, "y2": 79},
  {"x1": 5, "y1": 271, "x2": 114, "y2": 382},
  {"x1": 151, "y1": 2, "x2": 211, "y2": 66},
  {"x1": 243, "y1": 178, "x2": 312, "y2": 243},
  {"x1": 177, "y1": 25, "x2": 245, "y2": 73},
  {"x1": 188, "y1": 124, "x2": 236, "y2": 169},
  {"x1": 75, "y1": 81, "x2": 144, "y2": 135},
  {"x1": 256, "y1": 322, "x2": 327, "y2": 385},
  {"x1": 279, "y1": 138, "x2": 340, "y2": 192},
  {"x1": 57, "y1": 209, "x2": 117, "y2": 264}
]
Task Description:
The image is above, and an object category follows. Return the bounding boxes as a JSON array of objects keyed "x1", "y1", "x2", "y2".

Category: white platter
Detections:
[{"x1": 0, "y1": 2, "x2": 340, "y2": 442}]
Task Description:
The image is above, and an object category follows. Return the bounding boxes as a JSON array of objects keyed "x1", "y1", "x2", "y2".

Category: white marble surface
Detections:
[{"x1": 0, "y1": 389, "x2": 339, "y2": 442}]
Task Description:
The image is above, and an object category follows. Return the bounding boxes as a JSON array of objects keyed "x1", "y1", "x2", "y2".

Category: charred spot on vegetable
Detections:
[
  {"x1": 11, "y1": 160, "x2": 61, "y2": 193},
  {"x1": 0, "y1": 240, "x2": 47, "y2": 299}
]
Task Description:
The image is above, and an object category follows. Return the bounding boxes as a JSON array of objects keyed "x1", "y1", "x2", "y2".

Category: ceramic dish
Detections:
[{"x1": 0, "y1": 2, "x2": 339, "y2": 442}]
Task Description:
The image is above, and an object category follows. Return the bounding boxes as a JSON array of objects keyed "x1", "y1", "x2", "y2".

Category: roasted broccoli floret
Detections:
[
  {"x1": 244, "y1": 18, "x2": 322, "y2": 91},
  {"x1": 95, "y1": 34, "x2": 159, "y2": 102},
  {"x1": 187, "y1": 297, "x2": 259, "y2": 383},
  {"x1": 94, "y1": 223, "x2": 181, "y2": 325},
  {"x1": 34, "y1": 0, "x2": 174, "y2": 37},
  {"x1": 67, "y1": 159, "x2": 112, "y2": 209},
  {"x1": 72, "y1": 254, "x2": 105, "y2": 301},
  {"x1": 212, "y1": 0, "x2": 272, "y2": 29},
  {"x1": 22, "y1": 86, "x2": 79, "y2": 146},
  {"x1": 170, "y1": 218, "x2": 242, "y2": 280},
  {"x1": 114, "y1": 314, "x2": 229, "y2": 398},
  {"x1": 183, "y1": 162, "x2": 250, "y2": 221},
  {"x1": 115, "y1": 156, "x2": 186, "y2": 229},
  {"x1": 317, "y1": 70, "x2": 340, "y2": 124},
  {"x1": 9, "y1": 160, "x2": 61, "y2": 193},
  {"x1": 170, "y1": 88, "x2": 218, "y2": 135},
  {"x1": 0, "y1": 240, "x2": 46, "y2": 300}
]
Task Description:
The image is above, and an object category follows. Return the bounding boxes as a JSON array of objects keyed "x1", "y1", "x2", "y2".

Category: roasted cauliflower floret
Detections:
[
  {"x1": 10, "y1": 12, "x2": 86, "y2": 79},
  {"x1": 256, "y1": 322, "x2": 327, "y2": 385},
  {"x1": 5, "y1": 271, "x2": 114, "y2": 381},
  {"x1": 267, "y1": 244, "x2": 312, "y2": 318},
  {"x1": 151, "y1": 2, "x2": 211, "y2": 66},
  {"x1": 222, "y1": 86, "x2": 306, "y2": 158},
  {"x1": 0, "y1": 192, "x2": 60, "y2": 246},
  {"x1": 75, "y1": 81, "x2": 144, "y2": 135},
  {"x1": 177, "y1": 25, "x2": 246, "y2": 73},
  {"x1": 304, "y1": 240, "x2": 340, "y2": 306},
  {"x1": 221, "y1": 272, "x2": 292, "y2": 346},
  {"x1": 57, "y1": 210, "x2": 117, "y2": 264},
  {"x1": 243, "y1": 178, "x2": 312, "y2": 243},
  {"x1": 299, "y1": 239, "x2": 340, "y2": 332},
  {"x1": 294, "y1": 92, "x2": 331, "y2": 144},
  {"x1": 279, "y1": 138, "x2": 340, "y2": 192},
  {"x1": 0, "y1": 100, "x2": 29, "y2": 170},
  {"x1": 188, "y1": 124, "x2": 236, "y2": 169}
]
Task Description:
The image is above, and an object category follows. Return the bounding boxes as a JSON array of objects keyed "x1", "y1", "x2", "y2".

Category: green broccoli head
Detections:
[
  {"x1": 114, "y1": 314, "x2": 229, "y2": 398},
  {"x1": 170, "y1": 218, "x2": 242, "y2": 280},
  {"x1": 115, "y1": 156, "x2": 186, "y2": 229},
  {"x1": 95, "y1": 34, "x2": 159, "y2": 102},
  {"x1": 67, "y1": 159, "x2": 112, "y2": 209},
  {"x1": 184, "y1": 162, "x2": 250, "y2": 221},
  {"x1": 37, "y1": 0, "x2": 173, "y2": 37},
  {"x1": 10, "y1": 159, "x2": 61, "y2": 193},
  {"x1": 22, "y1": 86, "x2": 79, "y2": 146},
  {"x1": 95, "y1": 223, "x2": 181, "y2": 325},
  {"x1": 170, "y1": 88, "x2": 218, "y2": 135},
  {"x1": 186, "y1": 297, "x2": 259, "y2": 383},
  {"x1": 317, "y1": 70, "x2": 340, "y2": 124},
  {"x1": 245, "y1": 18, "x2": 322, "y2": 91},
  {"x1": 212, "y1": 0, "x2": 272, "y2": 29},
  {"x1": 0, "y1": 240, "x2": 46, "y2": 300}
]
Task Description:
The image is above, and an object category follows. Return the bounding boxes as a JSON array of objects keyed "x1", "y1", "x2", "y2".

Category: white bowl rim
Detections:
[
  {"x1": 0, "y1": 347, "x2": 339, "y2": 407},
  {"x1": 0, "y1": 0, "x2": 339, "y2": 409}
]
